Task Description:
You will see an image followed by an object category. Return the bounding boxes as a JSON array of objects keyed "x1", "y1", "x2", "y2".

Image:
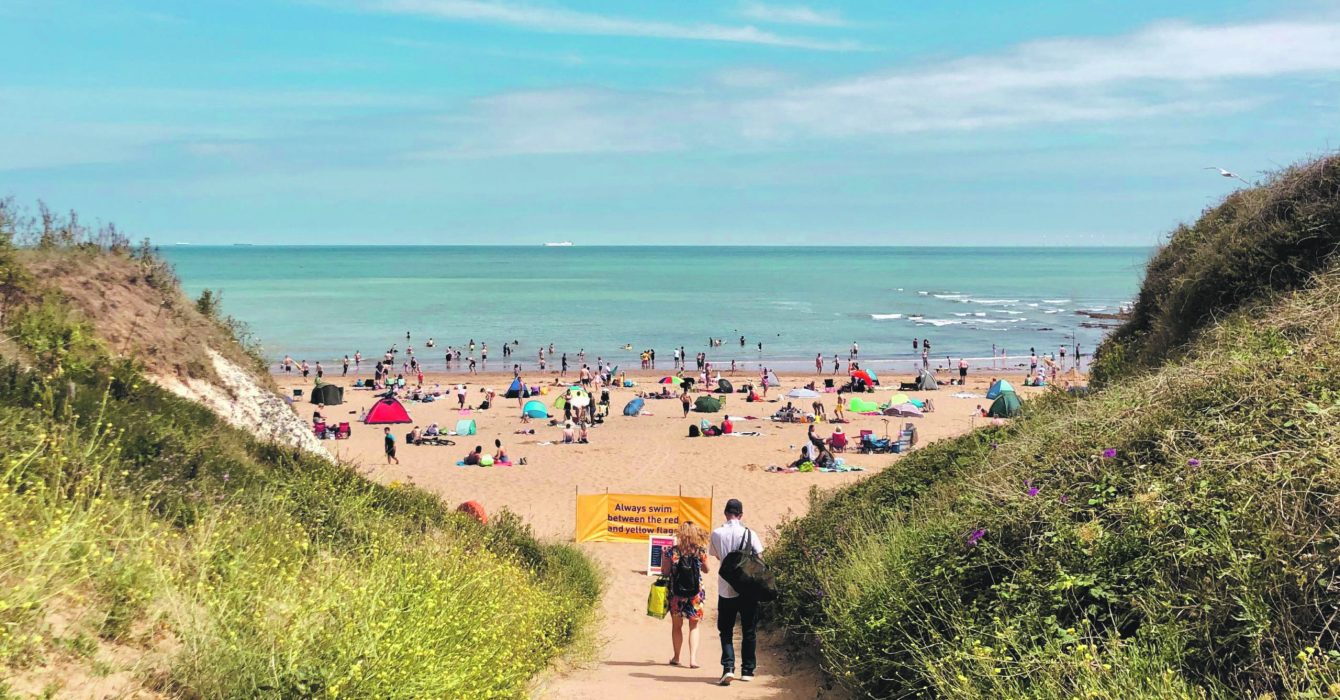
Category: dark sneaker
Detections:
[
  {"x1": 718, "y1": 671, "x2": 734, "y2": 686},
  {"x1": 740, "y1": 674, "x2": 754, "y2": 682}
]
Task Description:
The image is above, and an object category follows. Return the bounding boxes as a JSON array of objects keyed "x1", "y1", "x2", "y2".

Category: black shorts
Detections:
[
  {"x1": 959, "y1": 368, "x2": 967, "y2": 377},
  {"x1": 385, "y1": 445, "x2": 396, "y2": 457}
]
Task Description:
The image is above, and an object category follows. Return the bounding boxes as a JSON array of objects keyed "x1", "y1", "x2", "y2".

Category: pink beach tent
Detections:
[{"x1": 363, "y1": 397, "x2": 412, "y2": 424}]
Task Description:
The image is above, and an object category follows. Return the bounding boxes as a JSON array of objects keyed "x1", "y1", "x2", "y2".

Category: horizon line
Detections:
[{"x1": 161, "y1": 242, "x2": 1155, "y2": 249}]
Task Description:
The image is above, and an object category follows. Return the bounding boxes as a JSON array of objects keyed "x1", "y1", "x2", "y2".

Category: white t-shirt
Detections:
[{"x1": 709, "y1": 519, "x2": 764, "y2": 599}]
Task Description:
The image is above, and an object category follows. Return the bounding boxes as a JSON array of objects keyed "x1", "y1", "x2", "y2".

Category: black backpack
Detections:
[
  {"x1": 669, "y1": 547, "x2": 702, "y2": 598},
  {"x1": 719, "y1": 529, "x2": 777, "y2": 602}
]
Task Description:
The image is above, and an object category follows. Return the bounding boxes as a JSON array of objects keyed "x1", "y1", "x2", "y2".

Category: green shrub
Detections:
[
  {"x1": 0, "y1": 270, "x2": 600, "y2": 697},
  {"x1": 1094, "y1": 152, "x2": 1340, "y2": 384},
  {"x1": 769, "y1": 268, "x2": 1340, "y2": 698}
]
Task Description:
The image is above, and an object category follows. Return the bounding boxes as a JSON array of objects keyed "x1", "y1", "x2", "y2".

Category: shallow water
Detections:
[{"x1": 164, "y1": 245, "x2": 1148, "y2": 372}]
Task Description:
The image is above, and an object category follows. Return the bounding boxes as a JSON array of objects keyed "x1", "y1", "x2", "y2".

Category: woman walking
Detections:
[{"x1": 663, "y1": 521, "x2": 710, "y2": 669}]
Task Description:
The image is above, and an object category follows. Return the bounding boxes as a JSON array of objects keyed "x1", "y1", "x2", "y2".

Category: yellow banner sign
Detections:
[{"x1": 575, "y1": 493, "x2": 713, "y2": 543}]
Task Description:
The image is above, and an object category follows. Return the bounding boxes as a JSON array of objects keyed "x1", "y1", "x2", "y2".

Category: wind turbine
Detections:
[{"x1": 1203, "y1": 167, "x2": 1251, "y2": 185}]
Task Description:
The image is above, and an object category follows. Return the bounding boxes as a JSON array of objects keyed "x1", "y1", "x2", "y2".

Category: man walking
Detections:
[{"x1": 710, "y1": 498, "x2": 764, "y2": 686}]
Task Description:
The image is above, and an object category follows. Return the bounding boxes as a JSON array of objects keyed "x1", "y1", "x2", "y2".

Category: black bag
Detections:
[
  {"x1": 718, "y1": 529, "x2": 777, "y2": 602},
  {"x1": 669, "y1": 547, "x2": 701, "y2": 598},
  {"x1": 688, "y1": 424, "x2": 701, "y2": 438}
]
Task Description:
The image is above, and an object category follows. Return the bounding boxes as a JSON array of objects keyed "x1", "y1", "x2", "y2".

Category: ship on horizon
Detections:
[{"x1": 543, "y1": 241, "x2": 574, "y2": 247}]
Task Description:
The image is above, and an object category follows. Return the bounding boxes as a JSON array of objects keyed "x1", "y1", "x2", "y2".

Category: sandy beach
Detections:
[{"x1": 277, "y1": 365, "x2": 1045, "y2": 698}]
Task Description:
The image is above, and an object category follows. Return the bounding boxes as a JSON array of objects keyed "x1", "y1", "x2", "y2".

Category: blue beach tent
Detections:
[
  {"x1": 623, "y1": 397, "x2": 645, "y2": 416},
  {"x1": 523, "y1": 400, "x2": 549, "y2": 418},
  {"x1": 986, "y1": 379, "x2": 1015, "y2": 400}
]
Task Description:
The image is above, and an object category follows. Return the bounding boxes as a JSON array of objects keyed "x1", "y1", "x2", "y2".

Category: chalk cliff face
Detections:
[
  {"x1": 154, "y1": 348, "x2": 325, "y2": 455},
  {"x1": 16, "y1": 250, "x2": 324, "y2": 455}
]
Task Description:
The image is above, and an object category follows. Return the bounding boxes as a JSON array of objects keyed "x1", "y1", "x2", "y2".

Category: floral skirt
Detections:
[{"x1": 669, "y1": 589, "x2": 705, "y2": 621}]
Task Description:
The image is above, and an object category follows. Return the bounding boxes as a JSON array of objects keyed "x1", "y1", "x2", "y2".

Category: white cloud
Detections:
[
  {"x1": 367, "y1": 0, "x2": 861, "y2": 50},
  {"x1": 738, "y1": 2, "x2": 845, "y2": 27},
  {"x1": 427, "y1": 17, "x2": 1340, "y2": 155}
]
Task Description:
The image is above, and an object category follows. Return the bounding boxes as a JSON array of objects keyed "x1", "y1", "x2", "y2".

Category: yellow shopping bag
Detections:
[{"x1": 647, "y1": 577, "x2": 670, "y2": 619}]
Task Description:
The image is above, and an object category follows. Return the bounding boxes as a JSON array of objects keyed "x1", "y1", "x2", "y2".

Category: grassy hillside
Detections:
[
  {"x1": 768, "y1": 154, "x2": 1340, "y2": 698},
  {"x1": 0, "y1": 206, "x2": 600, "y2": 698},
  {"x1": 1092, "y1": 153, "x2": 1340, "y2": 383}
]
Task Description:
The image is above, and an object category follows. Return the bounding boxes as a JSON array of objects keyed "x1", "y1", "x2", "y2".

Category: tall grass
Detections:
[
  {"x1": 0, "y1": 262, "x2": 599, "y2": 696},
  {"x1": 768, "y1": 277, "x2": 1340, "y2": 693},
  {"x1": 1094, "y1": 152, "x2": 1340, "y2": 384}
]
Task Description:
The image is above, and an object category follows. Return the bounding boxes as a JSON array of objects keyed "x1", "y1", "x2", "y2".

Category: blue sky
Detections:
[{"x1": 1, "y1": 0, "x2": 1338, "y2": 245}]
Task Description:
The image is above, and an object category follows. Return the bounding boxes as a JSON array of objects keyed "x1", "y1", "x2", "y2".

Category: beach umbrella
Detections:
[
  {"x1": 659, "y1": 376, "x2": 683, "y2": 385},
  {"x1": 787, "y1": 388, "x2": 820, "y2": 399},
  {"x1": 570, "y1": 395, "x2": 591, "y2": 408},
  {"x1": 885, "y1": 403, "x2": 923, "y2": 417},
  {"x1": 851, "y1": 370, "x2": 874, "y2": 386}
]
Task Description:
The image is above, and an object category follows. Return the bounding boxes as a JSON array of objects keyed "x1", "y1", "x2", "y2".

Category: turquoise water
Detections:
[{"x1": 162, "y1": 246, "x2": 1149, "y2": 373}]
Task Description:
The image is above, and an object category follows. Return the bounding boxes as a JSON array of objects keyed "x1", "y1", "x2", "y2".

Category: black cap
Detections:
[{"x1": 724, "y1": 498, "x2": 743, "y2": 516}]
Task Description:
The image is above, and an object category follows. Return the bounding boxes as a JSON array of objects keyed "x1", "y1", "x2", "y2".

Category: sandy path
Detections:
[{"x1": 280, "y1": 366, "x2": 1036, "y2": 698}]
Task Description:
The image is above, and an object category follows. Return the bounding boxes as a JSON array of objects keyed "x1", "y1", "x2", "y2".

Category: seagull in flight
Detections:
[{"x1": 1204, "y1": 167, "x2": 1251, "y2": 185}]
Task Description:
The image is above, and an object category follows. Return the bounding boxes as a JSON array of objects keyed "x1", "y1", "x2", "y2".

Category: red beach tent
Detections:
[{"x1": 364, "y1": 397, "x2": 412, "y2": 424}]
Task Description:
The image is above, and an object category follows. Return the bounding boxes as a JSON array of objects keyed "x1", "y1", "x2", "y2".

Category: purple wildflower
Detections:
[
  {"x1": 967, "y1": 528, "x2": 986, "y2": 546},
  {"x1": 1102, "y1": 448, "x2": 1118, "y2": 459},
  {"x1": 1027, "y1": 486, "x2": 1040, "y2": 497},
  {"x1": 990, "y1": 443, "x2": 999, "y2": 450},
  {"x1": 222, "y1": 472, "x2": 231, "y2": 482},
  {"x1": 1059, "y1": 494, "x2": 1070, "y2": 504},
  {"x1": 1187, "y1": 458, "x2": 1200, "y2": 467}
]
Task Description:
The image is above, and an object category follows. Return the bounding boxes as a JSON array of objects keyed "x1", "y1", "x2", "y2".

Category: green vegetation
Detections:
[
  {"x1": 1093, "y1": 154, "x2": 1340, "y2": 384},
  {"x1": 769, "y1": 153, "x2": 1340, "y2": 698},
  {"x1": 0, "y1": 214, "x2": 599, "y2": 697}
]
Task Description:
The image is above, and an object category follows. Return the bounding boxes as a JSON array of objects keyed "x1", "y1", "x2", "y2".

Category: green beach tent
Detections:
[
  {"x1": 693, "y1": 396, "x2": 722, "y2": 413},
  {"x1": 987, "y1": 390, "x2": 1022, "y2": 418},
  {"x1": 847, "y1": 398, "x2": 880, "y2": 413},
  {"x1": 309, "y1": 383, "x2": 343, "y2": 406}
]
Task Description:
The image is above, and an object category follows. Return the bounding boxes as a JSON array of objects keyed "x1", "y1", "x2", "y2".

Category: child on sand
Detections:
[{"x1": 383, "y1": 428, "x2": 399, "y2": 465}]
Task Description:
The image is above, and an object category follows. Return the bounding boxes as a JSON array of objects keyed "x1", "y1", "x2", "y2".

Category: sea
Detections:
[{"x1": 162, "y1": 246, "x2": 1150, "y2": 373}]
